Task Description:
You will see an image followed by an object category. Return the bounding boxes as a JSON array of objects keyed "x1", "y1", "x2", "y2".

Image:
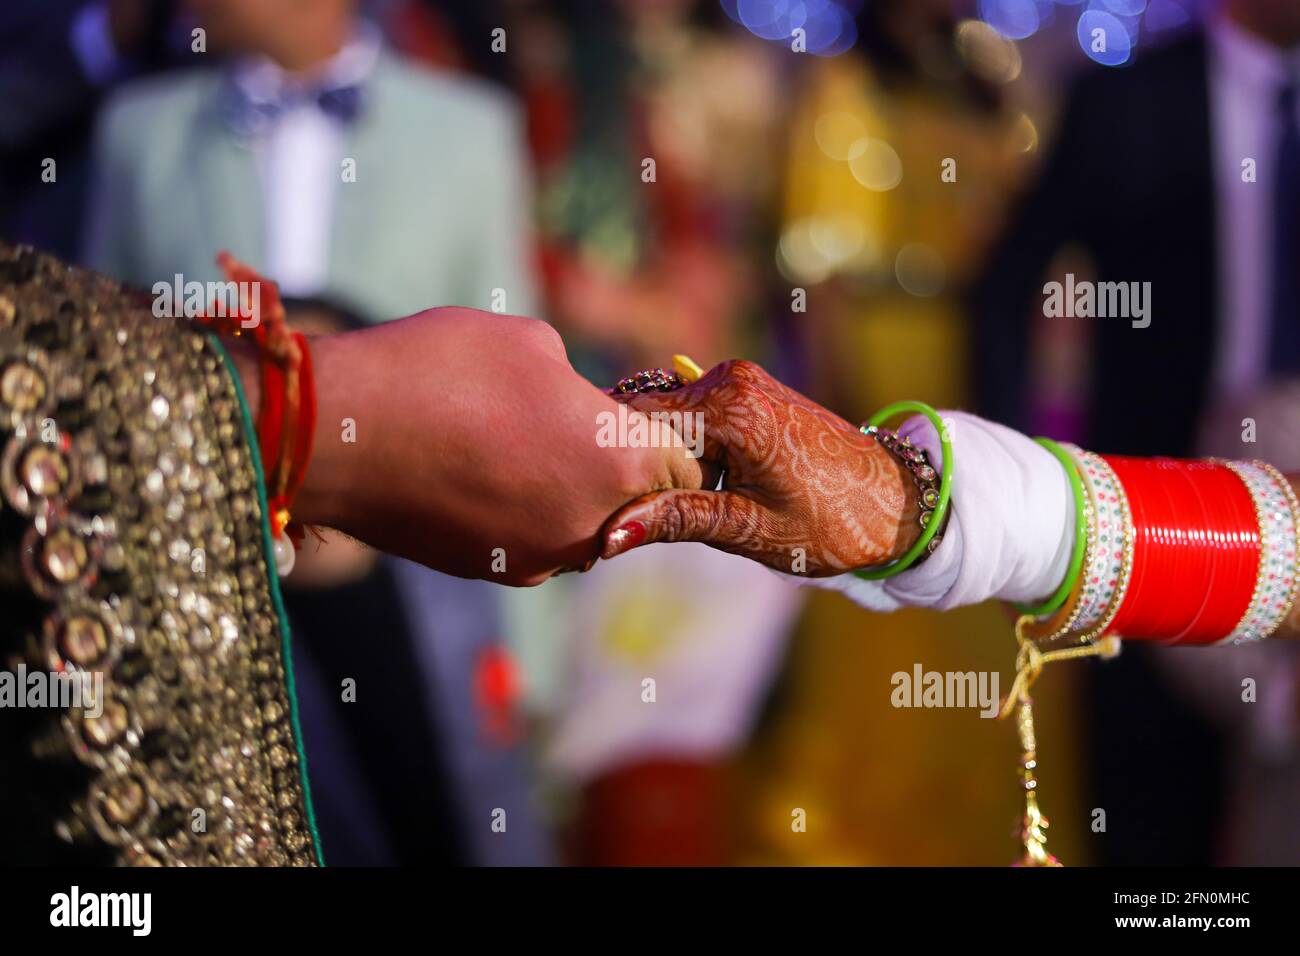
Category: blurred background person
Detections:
[
  {"x1": 1161, "y1": 4, "x2": 1300, "y2": 866},
  {"x1": 1164, "y1": 388, "x2": 1300, "y2": 865},
  {"x1": 523, "y1": 0, "x2": 789, "y2": 382},
  {"x1": 0, "y1": 0, "x2": 187, "y2": 260},
  {"x1": 84, "y1": 0, "x2": 534, "y2": 320},
  {"x1": 492, "y1": 0, "x2": 805, "y2": 865},
  {"x1": 81, "y1": 0, "x2": 550, "y2": 864},
  {"x1": 973, "y1": 0, "x2": 1300, "y2": 863},
  {"x1": 725, "y1": 0, "x2": 1090, "y2": 865}
]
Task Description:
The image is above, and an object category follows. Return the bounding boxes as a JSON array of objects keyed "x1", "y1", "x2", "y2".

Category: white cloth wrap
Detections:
[{"x1": 794, "y1": 411, "x2": 1075, "y2": 612}]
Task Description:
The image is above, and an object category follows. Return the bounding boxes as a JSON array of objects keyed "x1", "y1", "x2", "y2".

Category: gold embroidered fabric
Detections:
[{"x1": 0, "y1": 243, "x2": 317, "y2": 866}]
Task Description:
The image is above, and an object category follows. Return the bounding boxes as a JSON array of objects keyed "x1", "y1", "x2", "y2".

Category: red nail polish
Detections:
[{"x1": 605, "y1": 520, "x2": 646, "y2": 557}]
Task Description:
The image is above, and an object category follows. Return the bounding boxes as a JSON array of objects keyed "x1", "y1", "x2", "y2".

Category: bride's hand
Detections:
[
  {"x1": 600, "y1": 360, "x2": 921, "y2": 576},
  {"x1": 288, "y1": 308, "x2": 705, "y2": 585}
]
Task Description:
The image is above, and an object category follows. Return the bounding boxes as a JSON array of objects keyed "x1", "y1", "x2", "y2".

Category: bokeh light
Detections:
[
  {"x1": 1100, "y1": 0, "x2": 1148, "y2": 16},
  {"x1": 722, "y1": 0, "x2": 858, "y2": 57},
  {"x1": 1144, "y1": 0, "x2": 1192, "y2": 33},
  {"x1": 895, "y1": 243, "x2": 946, "y2": 297},
  {"x1": 736, "y1": 0, "x2": 807, "y2": 42},
  {"x1": 979, "y1": 0, "x2": 1042, "y2": 40},
  {"x1": 1077, "y1": 7, "x2": 1133, "y2": 66},
  {"x1": 808, "y1": 214, "x2": 867, "y2": 266},
  {"x1": 955, "y1": 19, "x2": 1023, "y2": 85},
  {"x1": 1009, "y1": 111, "x2": 1040, "y2": 153},
  {"x1": 814, "y1": 111, "x2": 868, "y2": 161},
  {"x1": 797, "y1": 0, "x2": 853, "y2": 56},
  {"x1": 776, "y1": 213, "x2": 882, "y2": 283},
  {"x1": 848, "y1": 137, "x2": 903, "y2": 192},
  {"x1": 777, "y1": 218, "x2": 834, "y2": 284}
]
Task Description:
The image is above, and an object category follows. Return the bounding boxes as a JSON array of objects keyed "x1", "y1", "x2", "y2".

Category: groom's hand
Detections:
[
  {"x1": 601, "y1": 360, "x2": 921, "y2": 576},
  {"x1": 294, "y1": 308, "x2": 706, "y2": 585}
]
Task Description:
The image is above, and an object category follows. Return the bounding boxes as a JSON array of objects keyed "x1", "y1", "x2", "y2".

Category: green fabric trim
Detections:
[{"x1": 208, "y1": 334, "x2": 325, "y2": 866}]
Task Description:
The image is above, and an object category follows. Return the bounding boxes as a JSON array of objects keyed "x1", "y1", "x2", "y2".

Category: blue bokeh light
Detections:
[
  {"x1": 736, "y1": 0, "x2": 808, "y2": 42},
  {"x1": 1144, "y1": 0, "x2": 1192, "y2": 33},
  {"x1": 803, "y1": 0, "x2": 858, "y2": 56},
  {"x1": 722, "y1": 0, "x2": 858, "y2": 57},
  {"x1": 1100, "y1": 0, "x2": 1148, "y2": 17},
  {"x1": 980, "y1": 0, "x2": 1042, "y2": 40},
  {"x1": 1077, "y1": 8, "x2": 1133, "y2": 65}
]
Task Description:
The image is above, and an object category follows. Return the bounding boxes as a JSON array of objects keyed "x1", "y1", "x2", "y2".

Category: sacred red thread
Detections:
[{"x1": 194, "y1": 252, "x2": 318, "y2": 547}]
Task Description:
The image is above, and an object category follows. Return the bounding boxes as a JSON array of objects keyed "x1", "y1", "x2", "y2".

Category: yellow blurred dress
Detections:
[{"x1": 735, "y1": 54, "x2": 1088, "y2": 866}]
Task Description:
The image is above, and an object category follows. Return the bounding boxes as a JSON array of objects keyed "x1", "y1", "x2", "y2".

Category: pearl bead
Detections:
[{"x1": 272, "y1": 533, "x2": 294, "y2": 577}]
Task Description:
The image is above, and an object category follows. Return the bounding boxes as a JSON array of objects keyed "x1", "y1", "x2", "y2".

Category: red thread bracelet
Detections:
[
  {"x1": 194, "y1": 253, "x2": 317, "y2": 549},
  {"x1": 280, "y1": 330, "x2": 317, "y2": 546}
]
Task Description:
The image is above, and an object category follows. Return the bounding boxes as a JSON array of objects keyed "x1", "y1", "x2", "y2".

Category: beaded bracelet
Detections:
[
  {"x1": 1221, "y1": 460, "x2": 1300, "y2": 644},
  {"x1": 852, "y1": 400, "x2": 953, "y2": 581},
  {"x1": 1017, "y1": 447, "x2": 1133, "y2": 647},
  {"x1": 860, "y1": 423, "x2": 944, "y2": 562},
  {"x1": 1069, "y1": 449, "x2": 1136, "y2": 641}
]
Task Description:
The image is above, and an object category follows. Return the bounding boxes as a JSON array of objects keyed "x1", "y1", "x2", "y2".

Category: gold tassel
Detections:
[{"x1": 998, "y1": 615, "x2": 1121, "y2": 866}]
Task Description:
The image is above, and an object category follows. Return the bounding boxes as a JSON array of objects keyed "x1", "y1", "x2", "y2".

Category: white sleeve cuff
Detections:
[{"x1": 790, "y1": 411, "x2": 1074, "y2": 612}]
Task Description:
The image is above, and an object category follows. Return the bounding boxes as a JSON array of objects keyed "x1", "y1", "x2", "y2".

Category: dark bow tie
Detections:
[{"x1": 223, "y1": 79, "x2": 364, "y2": 137}]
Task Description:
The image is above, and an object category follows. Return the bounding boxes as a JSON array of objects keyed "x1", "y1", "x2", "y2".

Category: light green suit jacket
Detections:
[{"x1": 84, "y1": 51, "x2": 537, "y2": 323}]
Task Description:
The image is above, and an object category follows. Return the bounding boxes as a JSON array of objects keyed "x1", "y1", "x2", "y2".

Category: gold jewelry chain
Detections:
[{"x1": 997, "y1": 616, "x2": 1122, "y2": 866}]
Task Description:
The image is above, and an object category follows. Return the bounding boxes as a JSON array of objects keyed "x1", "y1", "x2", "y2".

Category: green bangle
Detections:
[
  {"x1": 1012, "y1": 437, "x2": 1088, "y2": 618},
  {"x1": 852, "y1": 400, "x2": 953, "y2": 581}
]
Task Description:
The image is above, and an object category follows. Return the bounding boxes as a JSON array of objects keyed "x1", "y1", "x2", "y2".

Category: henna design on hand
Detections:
[{"x1": 601, "y1": 360, "x2": 921, "y2": 575}]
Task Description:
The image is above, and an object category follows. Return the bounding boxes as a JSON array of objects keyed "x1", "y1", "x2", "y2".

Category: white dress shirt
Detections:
[
  {"x1": 1208, "y1": 14, "x2": 1300, "y2": 396},
  {"x1": 230, "y1": 24, "x2": 382, "y2": 297}
]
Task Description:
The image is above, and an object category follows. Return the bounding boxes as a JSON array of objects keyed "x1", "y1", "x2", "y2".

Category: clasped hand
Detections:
[{"x1": 292, "y1": 308, "x2": 920, "y2": 585}]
